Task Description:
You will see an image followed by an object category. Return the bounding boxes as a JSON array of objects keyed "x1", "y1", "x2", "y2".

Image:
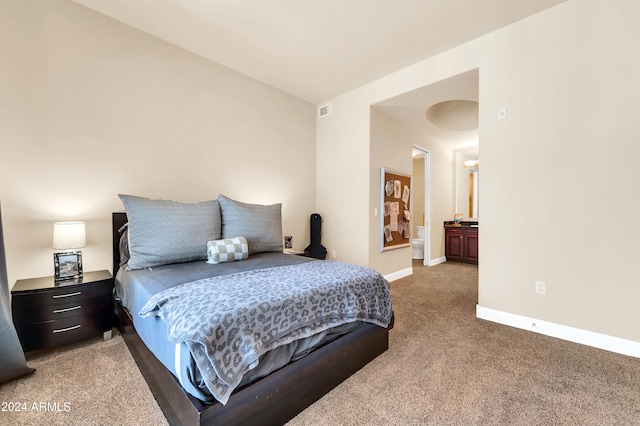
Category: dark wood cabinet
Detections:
[
  {"x1": 445, "y1": 227, "x2": 464, "y2": 261},
  {"x1": 11, "y1": 270, "x2": 114, "y2": 351},
  {"x1": 444, "y1": 226, "x2": 478, "y2": 265}
]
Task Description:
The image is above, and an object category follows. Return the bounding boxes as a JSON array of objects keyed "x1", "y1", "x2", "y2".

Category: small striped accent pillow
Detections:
[{"x1": 206, "y1": 237, "x2": 249, "y2": 264}]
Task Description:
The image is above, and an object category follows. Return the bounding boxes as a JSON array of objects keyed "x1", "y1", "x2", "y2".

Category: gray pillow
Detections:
[
  {"x1": 218, "y1": 195, "x2": 282, "y2": 254},
  {"x1": 118, "y1": 223, "x2": 130, "y2": 268},
  {"x1": 118, "y1": 194, "x2": 221, "y2": 270}
]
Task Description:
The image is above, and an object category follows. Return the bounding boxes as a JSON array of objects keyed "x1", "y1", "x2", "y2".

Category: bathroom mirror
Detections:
[{"x1": 454, "y1": 147, "x2": 479, "y2": 219}]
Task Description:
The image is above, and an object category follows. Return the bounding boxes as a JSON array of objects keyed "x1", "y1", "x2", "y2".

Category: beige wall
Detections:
[
  {"x1": 477, "y1": 0, "x2": 640, "y2": 341},
  {"x1": 0, "y1": 0, "x2": 316, "y2": 287},
  {"x1": 315, "y1": 95, "x2": 371, "y2": 265},
  {"x1": 317, "y1": 0, "x2": 640, "y2": 343}
]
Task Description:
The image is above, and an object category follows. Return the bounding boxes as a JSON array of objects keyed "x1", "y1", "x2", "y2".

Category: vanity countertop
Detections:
[{"x1": 444, "y1": 220, "x2": 478, "y2": 227}]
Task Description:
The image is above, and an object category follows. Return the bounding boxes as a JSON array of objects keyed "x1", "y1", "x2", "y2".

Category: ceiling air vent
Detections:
[{"x1": 318, "y1": 103, "x2": 332, "y2": 118}]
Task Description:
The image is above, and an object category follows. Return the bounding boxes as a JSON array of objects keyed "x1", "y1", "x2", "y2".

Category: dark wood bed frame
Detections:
[{"x1": 111, "y1": 212, "x2": 391, "y2": 426}]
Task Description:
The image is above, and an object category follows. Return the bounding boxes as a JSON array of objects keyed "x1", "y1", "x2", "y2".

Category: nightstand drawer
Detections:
[
  {"x1": 11, "y1": 280, "x2": 112, "y2": 309},
  {"x1": 15, "y1": 309, "x2": 113, "y2": 352},
  {"x1": 12, "y1": 294, "x2": 113, "y2": 323}
]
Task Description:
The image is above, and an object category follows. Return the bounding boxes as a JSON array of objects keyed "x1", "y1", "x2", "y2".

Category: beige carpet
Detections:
[
  {"x1": 0, "y1": 332, "x2": 168, "y2": 426},
  {"x1": 287, "y1": 261, "x2": 640, "y2": 425},
  {"x1": 2, "y1": 261, "x2": 639, "y2": 425}
]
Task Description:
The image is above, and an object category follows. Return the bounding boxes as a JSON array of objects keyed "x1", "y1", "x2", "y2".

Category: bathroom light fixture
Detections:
[
  {"x1": 53, "y1": 221, "x2": 86, "y2": 281},
  {"x1": 464, "y1": 160, "x2": 479, "y2": 168}
]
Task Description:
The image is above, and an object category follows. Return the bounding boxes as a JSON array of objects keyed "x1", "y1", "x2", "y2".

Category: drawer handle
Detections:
[
  {"x1": 53, "y1": 325, "x2": 81, "y2": 334},
  {"x1": 53, "y1": 306, "x2": 81, "y2": 314},
  {"x1": 52, "y1": 291, "x2": 81, "y2": 299}
]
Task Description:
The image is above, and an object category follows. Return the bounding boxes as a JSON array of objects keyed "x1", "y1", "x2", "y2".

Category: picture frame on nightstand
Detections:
[{"x1": 54, "y1": 251, "x2": 83, "y2": 281}]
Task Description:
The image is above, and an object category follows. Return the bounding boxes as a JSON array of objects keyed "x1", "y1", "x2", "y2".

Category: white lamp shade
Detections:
[{"x1": 53, "y1": 222, "x2": 86, "y2": 250}]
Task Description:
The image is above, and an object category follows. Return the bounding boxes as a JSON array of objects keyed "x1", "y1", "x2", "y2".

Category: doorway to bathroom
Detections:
[
  {"x1": 412, "y1": 146, "x2": 430, "y2": 266},
  {"x1": 371, "y1": 68, "x2": 479, "y2": 271}
]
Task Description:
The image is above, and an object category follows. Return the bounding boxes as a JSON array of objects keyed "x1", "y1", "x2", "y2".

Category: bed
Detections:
[{"x1": 111, "y1": 194, "x2": 393, "y2": 425}]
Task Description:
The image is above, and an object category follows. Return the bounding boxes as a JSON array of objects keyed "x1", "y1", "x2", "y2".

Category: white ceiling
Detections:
[
  {"x1": 375, "y1": 68, "x2": 480, "y2": 148},
  {"x1": 73, "y1": 0, "x2": 566, "y2": 104}
]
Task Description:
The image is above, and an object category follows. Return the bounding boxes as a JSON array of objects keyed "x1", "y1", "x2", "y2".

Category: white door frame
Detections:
[{"x1": 413, "y1": 145, "x2": 431, "y2": 266}]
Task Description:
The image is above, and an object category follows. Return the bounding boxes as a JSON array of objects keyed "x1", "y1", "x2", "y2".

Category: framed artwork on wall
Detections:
[{"x1": 380, "y1": 167, "x2": 412, "y2": 252}]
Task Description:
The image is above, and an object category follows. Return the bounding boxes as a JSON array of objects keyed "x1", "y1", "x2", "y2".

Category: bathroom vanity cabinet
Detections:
[{"x1": 444, "y1": 225, "x2": 478, "y2": 265}]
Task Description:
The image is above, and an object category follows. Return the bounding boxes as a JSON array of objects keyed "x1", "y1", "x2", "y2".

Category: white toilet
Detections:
[{"x1": 412, "y1": 226, "x2": 425, "y2": 259}]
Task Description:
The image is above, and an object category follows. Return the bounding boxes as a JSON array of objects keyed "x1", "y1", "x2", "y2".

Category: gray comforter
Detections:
[{"x1": 139, "y1": 260, "x2": 392, "y2": 405}]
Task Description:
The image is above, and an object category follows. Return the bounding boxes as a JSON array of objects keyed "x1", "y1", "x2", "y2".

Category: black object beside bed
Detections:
[{"x1": 111, "y1": 211, "x2": 392, "y2": 425}]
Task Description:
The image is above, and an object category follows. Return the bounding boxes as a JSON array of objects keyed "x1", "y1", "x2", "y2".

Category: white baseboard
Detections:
[
  {"x1": 386, "y1": 257, "x2": 447, "y2": 282},
  {"x1": 384, "y1": 267, "x2": 413, "y2": 282},
  {"x1": 430, "y1": 256, "x2": 447, "y2": 266},
  {"x1": 476, "y1": 305, "x2": 640, "y2": 358}
]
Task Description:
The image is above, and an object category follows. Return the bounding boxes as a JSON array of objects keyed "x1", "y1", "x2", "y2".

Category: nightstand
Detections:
[
  {"x1": 283, "y1": 248, "x2": 306, "y2": 256},
  {"x1": 11, "y1": 270, "x2": 114, "y2": 352}
]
